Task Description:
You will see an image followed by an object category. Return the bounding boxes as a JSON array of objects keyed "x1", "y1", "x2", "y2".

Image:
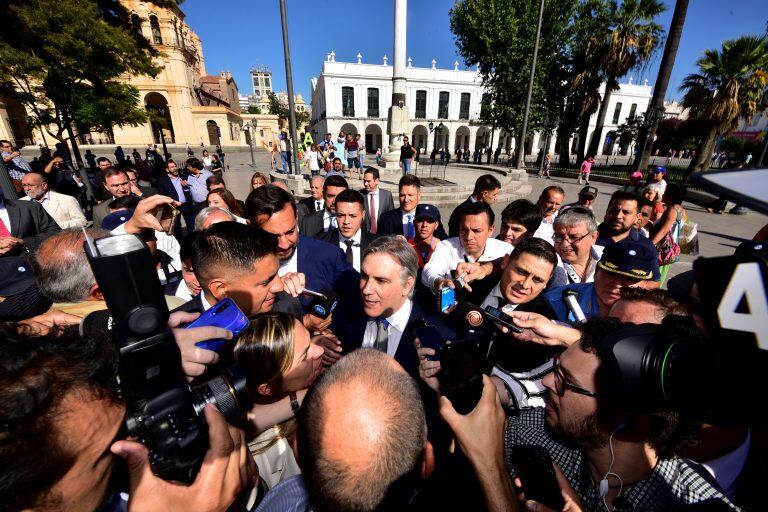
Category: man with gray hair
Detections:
[
  {"x1": 330, "y1": 235, "x2": 454, "y2": 379},
  {"x1": 550, "y1": 206, "x2": 603, "y2": 288},
  {"x1": 30, "y1": 228, "x2": 185, "y2": 316},
  {"x1": 193, "y1": 206, "x2": 236, "y2": 230}
]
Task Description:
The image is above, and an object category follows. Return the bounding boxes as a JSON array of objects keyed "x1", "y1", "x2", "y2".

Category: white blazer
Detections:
[{"x1": 22, "y1": 190, "x2": 87, "y2": 229}]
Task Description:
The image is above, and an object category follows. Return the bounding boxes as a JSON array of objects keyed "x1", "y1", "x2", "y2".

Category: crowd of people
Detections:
[{"x1": 1, "y1": 143, "x2": 766, "y2": 512}]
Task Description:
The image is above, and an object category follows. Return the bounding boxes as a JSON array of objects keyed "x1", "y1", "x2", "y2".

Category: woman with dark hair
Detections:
[
  {"x1": 651, "y1": 183, "x2": 687, "y2": 285},
  {"x1": 207, "y1": 188, "x2": 246, "y2": 223}
]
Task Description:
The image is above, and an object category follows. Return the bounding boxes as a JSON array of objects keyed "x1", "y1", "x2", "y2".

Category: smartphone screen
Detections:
[
  {"x1": 414, "y1": 325, "x2": 444, "y2": 361},
  {"x1": 186, "y1": 298, "x2": 249, "y2": 351},
  {"x1": 509, "y1": 445, "x2": 565, "y2": 511},
  {"x1": 438, "y1": 286, "x2": 456, "y2": 313},
  {"x1": 439, "y1": 338, "x2": 483, "y2": 414},
  {"x1": 484, "y1": 306, "x2": 524, "y2": 334}
]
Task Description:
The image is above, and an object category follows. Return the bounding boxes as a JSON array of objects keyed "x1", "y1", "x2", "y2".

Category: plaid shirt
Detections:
[
  {"x1": 504, "y1": 408, "x2": 741, "y2": 511},
  {"x1": 2, "y1": 150, "x2": 32, "y2": 180}
]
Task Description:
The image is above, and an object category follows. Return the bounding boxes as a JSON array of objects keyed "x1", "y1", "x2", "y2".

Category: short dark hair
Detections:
[
  {"x1": 190, "y1": 223, "x2": 278, "y2": 289},
  {"x1": 539, "y1": 185, "x2": 565, "y2": 201},
  {"x1": 617, "y1": 287, "x2": 687, "y2": 317},
  {"x1": 332, "y1": 157, "x2": 342, "y2": 164},
  {"x1": 508, "y1": 237, "x2": 557, "y2": 268},
  {"x1": 334, "y1": 189, "x2": 365, "y2": 208},
  {"x1": 297, "y1": 349, "x2": 426, "y2": 512},
  {"x1": 500, "y1": 199, "x2": 542, "y2": 234},
  {"x1": 608, "y1": 190, "x2": 640, "y2": 212},
  {"x1": 664, "y1": 183, "x2": 685, "y2": 205},
  {"x1": 102, "y1": 167, "x2": 128, "y2": 181},
  {"x1": 459, "y1": 200, "x2": 495, "y2": 226},
  {"x1": 0, "y1": 327, "x2": 119, "y2": 511},
  {"x1": 363, "y1": 167, "x2": 380, "y2": 180},
  {"x1": 165, "y1": 158, "x2": 176, "y2": 168},
  {"x1": 108, "y1": 195, "x2": 140, "y2": 211},
  {"x1": 206, "y1": 175, "x2": 225, "y2": 189},
  {"x1": 185, "y1": 157, "x2": 203, "y2": 170},
  {"x1": 472, "y1": 174, "x2": 502, "y2": 196},
  {"x1": 398, "y1": 174, "x2": 420, "y2": 190},
  {"x1": 245, "y1": 184, "x2": 297, "y2": 223},
  {"x1": 323, "y1": 175, "x2": 349, "y2": 194},
  {"x1": 95, "y1": 156, "x2": 111, "y2": 165},
  {"x1": 179, "y1": 231, "x2": 201, "y2": 261}
]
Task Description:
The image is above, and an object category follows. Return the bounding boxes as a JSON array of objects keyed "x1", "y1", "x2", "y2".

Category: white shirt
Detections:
[
  {"x1": 362, "y1": 299, "x2": 412, "y2": 358},
  {"x1": 480, "y1": 283, "x2": 520, "y2": 315},
  {"x1": 550, "y1": 244, "x2": 604, "y2": 288},
  {"x1": 322, "y1": 209, "x2": 337, "y2": 232},
  {"x1": 367, "y1": 189, "x2": 380, "y2": 214},
  {"x1": 533, "y1": 215, "x2": 556, "y2": 246},
  {"x1": 648, "y1": 179, "x2": 667, "y2": 198},
  {"x1": 401, "y1": 210, "x2": 416, "y2": 234},
  {"x1": 337, "y1": 229, "x2": 362, "y2": 271},
  {"x1": 304, "y1": 150, "x2": 320, "y2": 171},
  {"x1": 422, "y1": 237, "x2": 513, "y2": 290},
  {"x1": 175, "y1": 279, "x2": 194, "y2": 302},
  {"x1": 278, "y1": 246, "x2": 299, "y2": 277},
  {"x1": 200, "y1": 292, "x2": 214, "y2": 312}
]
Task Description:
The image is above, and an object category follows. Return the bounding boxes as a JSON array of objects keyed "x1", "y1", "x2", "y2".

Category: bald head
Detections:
[
  {"x1": 273, "y1": 181, "x2": 290, "y2": 193},
  {"x1": 298, "y1": 349, "x2": 427, "y2": 512}
]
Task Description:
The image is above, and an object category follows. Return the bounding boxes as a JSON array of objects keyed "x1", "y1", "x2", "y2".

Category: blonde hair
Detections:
[
  {"x1": 642, "y1": 186, "x2": 660, "y2": 202},
  {"x1": 250, "y1": 172, "x2": 270, "y2": 190}
]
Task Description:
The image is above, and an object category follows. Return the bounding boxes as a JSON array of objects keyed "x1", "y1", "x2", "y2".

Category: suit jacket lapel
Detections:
[
  {"x1": 6, "y1": 200, "x2": 21, "y2": 237},
  {"x1": 48, "y1": 194, "x2": 60, "y2": 218}
]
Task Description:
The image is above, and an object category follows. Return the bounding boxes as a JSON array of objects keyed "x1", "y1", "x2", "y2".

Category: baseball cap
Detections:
[
  {"x1": 0, "y1": 256, "x2": 36, "y2": 297},
  {"x1": 414, "y1": 204, "x2": 440, "y2": 222},
  {"x1": 101, "y1": 209, "x2": 134, "y2": 231},
  {"x1": 597, "y1": 239, "x2": 656, "y2": 280},
  {"x1": 667, "y1": 269, "x2": 695, "y2": 304},
  {"x1": 734, "y1": 240, "x2": 768, "y2": 257},
  {"x1": 652, "y1": 165, "x2": 668, "y2": 175},
  {"x1": 630, "y1": 170, "x2": 643, "y2": 179},
  {"x1": 579, "y1": 186, "x2": 598, "y2": 199}
]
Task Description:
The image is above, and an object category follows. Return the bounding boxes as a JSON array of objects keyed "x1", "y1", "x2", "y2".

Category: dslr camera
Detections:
[{"x1": 84, "y1": 234, "x2": 252, "y2": 483}]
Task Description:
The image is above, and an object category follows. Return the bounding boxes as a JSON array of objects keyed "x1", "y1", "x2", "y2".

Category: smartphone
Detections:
[
  {"x1": 484, "y1": 306, "x2": 524, "y2": 334},
  {"x1": 509, "y1": 445, "x2": 565, "y2": 511},
  {"x1": 156, "y1": 203, "x2": 180, "y2": 236},
  {"x1": 437, "y1": 286, "x2": 456, "y2": 313},
  {"x1": 186, "y1": 298, "x2": 249, "y2": 351},
  {"x1": 414, "y1": 325, "x2": 444, "y2": 361},
  {"x1": 439, "y1": 338, "x2": 483, "y2": 414}
]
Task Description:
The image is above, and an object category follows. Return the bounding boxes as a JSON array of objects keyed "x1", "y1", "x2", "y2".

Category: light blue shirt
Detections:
[
  {"x1": 169, "y1": 175, "x2": 186, "y2": 203},
  {"x1": 187, "y1": 169, "x2": 212, "y2": 203}
]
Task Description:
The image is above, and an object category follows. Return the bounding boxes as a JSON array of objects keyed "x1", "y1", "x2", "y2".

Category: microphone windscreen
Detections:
[{"x1": 80, "y1": 309, "x2": 114, "y2": 340}]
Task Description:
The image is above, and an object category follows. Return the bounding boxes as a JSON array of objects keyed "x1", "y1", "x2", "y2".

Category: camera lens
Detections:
[{"x1": 192, "y1": 365, "x2": 252, "y2": 419}]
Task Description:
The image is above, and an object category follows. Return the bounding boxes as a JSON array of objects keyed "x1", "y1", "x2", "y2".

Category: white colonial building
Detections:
[{"x1": 309, "y1": 52, "x2": 652, "y2": 158}]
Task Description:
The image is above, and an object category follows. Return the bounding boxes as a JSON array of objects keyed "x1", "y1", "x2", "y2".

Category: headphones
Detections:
[{"x1": 598, "y1": 420, "x2": 632, "y2": 500}]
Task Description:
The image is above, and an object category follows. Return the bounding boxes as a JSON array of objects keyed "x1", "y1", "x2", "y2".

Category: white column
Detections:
[
  {"x1": 383, "y1": 0, "x2": 411, "y2": 170},
  {"x1": 392, "y1": 0, "x2": 407, "y2": 101},
  {"x1": 468, "y1": 126, "x2": 478, "y2": 152}
]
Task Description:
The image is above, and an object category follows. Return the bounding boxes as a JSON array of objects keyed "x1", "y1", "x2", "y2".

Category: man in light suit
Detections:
[
  {"x1": 0, "y1": 189, "x2": 60, "y2": 258},
  {"x1": 360, "y1": 167, "x2": 394, "y2": 235},
  {"x1": 316, "y1": 189, "x2": 378, "y2": 272},
  {"x1": 20, "y1": 172, "x2": 86, "y2": 229},
  {"x1": 299, "y1": 175, "x2": 348, "y2": 238}
]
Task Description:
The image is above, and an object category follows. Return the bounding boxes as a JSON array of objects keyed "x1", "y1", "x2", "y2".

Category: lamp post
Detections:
[
  {"x1": 428, "y1": 122, "x2": 445, "y2": 178},
  {"x1": 515, "y1": 0, "x2": 546, "y2": 169},
  {"x1": 279, "y1": 0, "x2": 301, "y2": 175},
  {"x1": 243, "y1": 123, "x2": 256, "y2": 167}
]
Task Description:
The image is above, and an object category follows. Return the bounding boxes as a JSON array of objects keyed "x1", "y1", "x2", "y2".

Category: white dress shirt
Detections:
[
  {"x1": 533, "y1": 215, "x2": 556, "y2": 246},
  {"x1": 312, "y1": 199, "x2": 324, "y2": 213},
  {"x1": 278, "y1": 246, "x2": 299, "y2": 277},
  {"x1": 550, "y1": 244, "x2": 604, "y2": 288},
  {"x1": 322, "y1": 209, "x2": 337, "y2": 232},
  {"x1": 480, "y1": 284, "x2": 520, "y2": 315},
  {"x1": 200, "y1": 292, "x2": 214, "y2": 312},
  {"x1": 337, "y1": 229, "x2": 362, "y2": 271},
  {"x1": 362, "y1": 299, "x2": 412, "y2": 358},
  {"x1": 422, "y1": 237, "x2": 513, "y2": 290},
  {"x1": 175, "y1": 279, "x2": 194, "y2": 302},
  {"x1": 401, "y1": 210, "x2": 415, "y2": 235}
]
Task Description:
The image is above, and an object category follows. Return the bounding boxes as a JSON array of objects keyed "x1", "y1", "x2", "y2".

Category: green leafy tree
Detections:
[
  {"x1": 267, "y1": 91, "x2": 289, "y2": 123},
  {"x1": 585, "y1": 0, "x2": 665, "y2": 159},
  {"x1": 0, "y1": 0, "x2": 162, "y2": 164},
  {"x1": 681, "y1": 35, "x2": 768, "y2": 176},
  {"x1": 246, "y1": 105, "x2": 261, "y2": 114}
]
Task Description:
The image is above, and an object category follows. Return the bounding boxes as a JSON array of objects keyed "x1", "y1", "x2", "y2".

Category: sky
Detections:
[{"x1": 181, "y1": 0, "x2": 768, "y2": 103}]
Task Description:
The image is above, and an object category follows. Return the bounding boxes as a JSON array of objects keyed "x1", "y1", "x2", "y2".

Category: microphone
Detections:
[
  {"x1": 306, "y1": 288, "x2": 338, "y2": 319},
  {"x1": 562, "y1": 289, "x2": 587, "y2": 325},
  {"x1": 451, "y1": 302, "x2": 488, "y2": 333}
]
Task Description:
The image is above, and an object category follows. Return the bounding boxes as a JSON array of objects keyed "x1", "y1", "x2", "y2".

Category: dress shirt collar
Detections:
[
  {"x1": 200, "y1": 292, "x2": 214, "y2": 312},
  {"x1": 278, "y1": 245, "x2": 299, "y2": 276},
  {"x1": 339, "y1": 229, "x2": 362, "y2": 245},
  {"x1": 381, "y1": 299, "x2": 412, "y2": 334}
]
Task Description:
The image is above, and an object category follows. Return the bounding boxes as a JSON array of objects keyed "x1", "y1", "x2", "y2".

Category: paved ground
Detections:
[{"x1": 37, "y1": 144, "x2": 766, "y2": 281}]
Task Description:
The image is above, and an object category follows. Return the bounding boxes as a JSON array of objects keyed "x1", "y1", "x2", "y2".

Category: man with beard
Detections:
[
  {"x1": 157, "y1": 159, "x2": 193, "y2": 238},
  {"x1": 439, "y1": 318, "x2": 737, "y2": 511}
]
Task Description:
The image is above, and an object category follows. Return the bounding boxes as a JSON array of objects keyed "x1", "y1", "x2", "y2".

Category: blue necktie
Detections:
[
  {"x1": 405, "y1": 214, "x2": 415, "y2": 240},
  {"x1": 374, "y1": 317, "x2": 389, "y2": 353}
]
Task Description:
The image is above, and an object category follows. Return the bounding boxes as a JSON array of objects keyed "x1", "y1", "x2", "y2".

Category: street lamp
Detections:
[{"x1": 243, "y1": 122, "x2": 256, "y2": 167}]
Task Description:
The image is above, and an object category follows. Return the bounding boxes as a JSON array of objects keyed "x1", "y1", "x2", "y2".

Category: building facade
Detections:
[{"x1": 309, "y1": 53, "x2": 652, "y2": 157}]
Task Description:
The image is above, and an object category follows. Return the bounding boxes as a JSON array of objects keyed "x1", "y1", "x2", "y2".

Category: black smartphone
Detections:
[
  {"x1": 414, "y1": 325, "x2": 444, "y2": 361},
  {"x1": 484, "y1": 306, "x2": 524, "y2": 334},
  {"x1": 509, "y1": 445, "x2": 565, "y2": 511},
  {"x1": 439, "y1": 338, "x2": 483, "y2": 415}
]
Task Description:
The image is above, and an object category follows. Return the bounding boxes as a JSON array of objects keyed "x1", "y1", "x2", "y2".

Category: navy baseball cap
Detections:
[
  {"x1": 651, "y1": 165, "x2": 668, "y2": 175},
  {"x1": 0, "y1": 256, "x2": 36, "y2": 297},
  {"x1": 101, "y1": 209, "x2": 134, "y2": 231},
  {"x1": 415, "y1": 204, "x2": 440, "y2": 222},
  {"x1": 597, "y1": 239, "x2": 656, "y2": 280}
]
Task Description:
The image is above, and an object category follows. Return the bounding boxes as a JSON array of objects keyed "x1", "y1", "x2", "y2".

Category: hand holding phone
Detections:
[
  {"x1": 438, "y1": 286, "x2": 457, "y2": 313},
  {"x1": 414, "y1": 325, "x2": 444, "y2": 361},
  {"x1": 484, "y1": 306, "x2": 524, "y2": 334},
  {"x1": 439, "y1": 338, "x2": 483, "y2": 415},
  {"x1": 156, "y1": 203, "x2": 180, "y2": 236},
  {"x1": 186, "y1": 298, "x2": 249, "y2": 351},
  {"x1": 509, "y1": 445, "x2": 565, "y2": 511}
]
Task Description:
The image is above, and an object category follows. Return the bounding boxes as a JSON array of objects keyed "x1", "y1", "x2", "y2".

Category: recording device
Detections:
[
  {"x1": 187, "y1": 298, "x2": 249, "y2": 351},
  {"x1": 562, "y1": 288, "x2": 587, "y2": 324},
  {"x1": 484, "y1": 305, "x2": 524, "y2": 334},
  {"x1": 304, "y1": 287, "x2": 338, "y2": 318},
  {"x1": 414, "y1": 324, "x2": 445, "y2": 361},
  {"x1": 439, "y1": 338, "x2": 484, "y2": 414},
  {"x1": 156, "y1": 203, "x2": 180, "y2": 236},
  {"x1": 438, "y1": 286, "x2": 457, "y2": 313},
  {"x1": 509, "y1": 445, "x2": 565, "y2": 511},
  {"x1": 84, "y1": 233, "x2": 252, "y2": 482}
]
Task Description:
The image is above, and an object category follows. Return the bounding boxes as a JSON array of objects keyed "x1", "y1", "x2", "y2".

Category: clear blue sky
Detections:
[{"x1": 182, "y1": 0, "x2": 767, "y2": 103}]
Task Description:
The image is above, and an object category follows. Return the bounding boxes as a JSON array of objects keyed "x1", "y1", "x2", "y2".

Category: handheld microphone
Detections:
[
  {"x1": 562, "y1": 289, "x2": 587, "y2": 325},
  {"x1": 307, "y1": 288, "x2": 338, "y2": 319}
]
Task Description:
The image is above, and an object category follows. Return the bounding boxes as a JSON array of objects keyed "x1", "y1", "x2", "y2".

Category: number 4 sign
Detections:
[{"x1": 717, "y1": 262, "x2": 768, "y2": 349}]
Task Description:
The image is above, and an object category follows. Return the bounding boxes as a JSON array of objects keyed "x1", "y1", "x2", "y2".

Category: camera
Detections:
[{"x1": 84, "y1": 233, "x2": 252, "y2": 482}]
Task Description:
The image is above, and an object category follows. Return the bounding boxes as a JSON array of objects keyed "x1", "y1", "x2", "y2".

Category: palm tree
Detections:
[
  {"x1": 682, "y1": 36, "x2": 768, "y2": 176},
  {"x1": 585, "y1": 0, "x2": 665, "y2": 159}
]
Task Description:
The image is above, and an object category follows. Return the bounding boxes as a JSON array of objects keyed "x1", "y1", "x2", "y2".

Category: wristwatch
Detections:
[{"x1": 289, "y1": 392, "x2": 301, "y2": 415}]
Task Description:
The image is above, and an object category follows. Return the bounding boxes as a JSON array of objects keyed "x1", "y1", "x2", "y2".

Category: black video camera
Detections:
[{"x1": 84, "y1": 234, "x2": 252, "y2": 483}]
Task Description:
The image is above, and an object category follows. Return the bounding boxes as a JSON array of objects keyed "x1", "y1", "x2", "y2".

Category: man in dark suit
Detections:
[
  {"x1": 299, "y1": 174, "x2": 348, "y2": 238},
  {"x1": 328, "y1": 235, "x2": 454, "y2": 380},
  {"x1": 156, "y1": 159, "x2": 193, "y2": 239},
  {"x1": 315, "y1": 189, "x2": 378, "y2": 272},
  {"x1": 378, "y1": 174, "x2": 447, "y2": 240},
  {"x1": 92, "y1": 167, "x2": 134, "y2": 229},
  {"x1": 447, "y1": 174, "x2": 501, "y2": 237},
  {"x1": 0, "y1": 189, "x2": 60, "y2": 258},
  {"x1": 360, "y1": 167, "x2": 394, "y2": 235},
  {"x1": 247, "y1": 184, "x2": 359, "y2": 333},
  {"x1": 297, "y1": 175, "x2": 325, "y2": 221}
]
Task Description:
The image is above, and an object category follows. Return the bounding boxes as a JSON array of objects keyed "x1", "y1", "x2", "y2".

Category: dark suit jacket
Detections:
[
  {"x1": 315, "y1": 228, "x2": 379, "y2": 254},
  {"x1": 298, "y1": 196, "x2": 323, "y2": 216},
  {"x1": 447, "y1": 197, "x2": 473, "y2": 238},
  {"x1": 2, "y1": 198, "x2": 60, "y2": 255},
  {"x1": 332, "y1": 299, "x2": 455, "y2": 380},
  {"x1": 378, "y1": 206, "x2": 448, "y2": 240},
  {"x1": 296, "y1": 235, "x2": 359, "y2": 310},
  {"x1": 157, "y1": 174, "x2": 187, "y2": 202},
  {"x1": 299, "y1": 208, "x2": 329, "y2": 238},
  {"x1": 359, "y1": 188, "x2": 395, "y2": 232},
  {"x1": 170, "y1": 293, "x2": 205, "y2": 315}
]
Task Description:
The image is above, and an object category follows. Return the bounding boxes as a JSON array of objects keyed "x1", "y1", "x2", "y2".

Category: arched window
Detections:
[
  {"x1": 150, "y1": 15, "x2": 163, "y2": 45},
  {"x1": 131, "y1": 14, "x2": 143, "y2": 39}
]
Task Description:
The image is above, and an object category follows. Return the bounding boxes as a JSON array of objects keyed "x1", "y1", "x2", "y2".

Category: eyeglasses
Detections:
[
  {"x1": 553, "y1": 231, "x2": 592, "y2": 244},
  {"x1": 552, "y1": 353, "x2": 598, "y2": 397}
]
